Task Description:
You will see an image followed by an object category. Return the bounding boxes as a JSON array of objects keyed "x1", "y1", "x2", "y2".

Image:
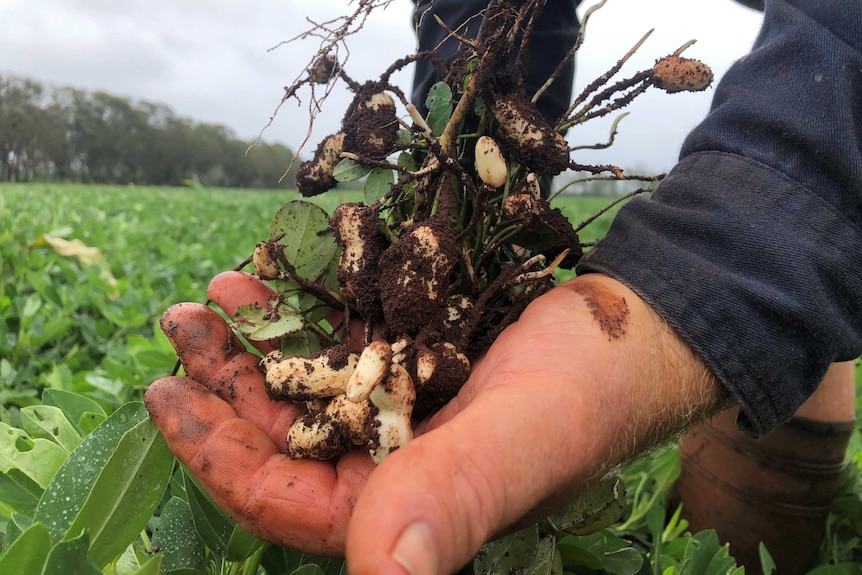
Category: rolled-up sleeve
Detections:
[{"x1": 577, "y1": 0, "x2": 862, "y2": 436}]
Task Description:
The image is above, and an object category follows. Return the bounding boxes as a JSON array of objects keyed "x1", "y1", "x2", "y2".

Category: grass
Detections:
[{"x1": 1, "y1": 182, "x2": 860, "y2": 574}]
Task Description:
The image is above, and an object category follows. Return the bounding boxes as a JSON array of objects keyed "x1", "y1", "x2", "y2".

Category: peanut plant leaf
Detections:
[
  {"x1": 34, "y1": 401, "x2": 174, "y2": 567},
  {"x1": 601, "y1": 547, "x2": 644, "y2": 575},
  {"x1": 523, "y1": 536, "x2": 558, "y2": 575},
  {"x1": 364, "y1": 167, "x2": 394, "y2": 205},
  {"x1": 270, "y1": 200, "x2": 339, "y2": 283},
  {"x1": 332, "y1": 158, "x2": 372, "y2": 183},
  {"x1": 0, "y1": 468, "x2": 43, "y2": 517},
  {"x1": 425, "y1": 81, "x2": 453, "y2": 137},
  {"x1": 232, "y1": 300, "x2": 305, "y2": 341},
  {"x1": 132, "y1": 554, "x2": 164, "y2": 575},
  {"x1": 0, "y1": 421, "x2": 68, "y2": 489},
  {"x1": 151, "y1": 496, "x2": 207, "y2": 574},
  {"x1": 41, "y1": 389, "x2": 107, "y2": 436},
  {"x1": 226, "y1": 524, "x2": 267, "y2": 562},
  {"x1": 548, "y1": 473, "x2": 626, "y2": 536},
  {"x1": 473, "y1": 524, "x2": 540, "y2": 575},
  {"x1": 290, "y1": 566, "x2": 327, "y2": 575},
  {"x1": 20, "y1": 405, "x2": 82, "y2": 453},
  {"x1": 0, "y1": 521, "x2": 51, "y2": 574},
  {"x1": 183, "y1": 470, "x2": 234, "y2": 556},
  {"x1": 43, "y1": 531, "x2": 102, "y2": 575}
]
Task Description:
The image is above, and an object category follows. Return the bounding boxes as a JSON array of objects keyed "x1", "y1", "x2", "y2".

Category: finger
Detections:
[
  {"x1": 160, "y1": 301, "x2": 297, "y2": 443},
  {"x1": 145, "y1": 377, "x2": 376, "y2": 555},
  {"x1": 207, "y1": 270, "x2": 281, "y2": 355}
]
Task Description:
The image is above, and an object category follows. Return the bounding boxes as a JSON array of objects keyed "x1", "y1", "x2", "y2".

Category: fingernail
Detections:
[{"x1": 391, "y1": 522, "x2": 438, "y2": 575}]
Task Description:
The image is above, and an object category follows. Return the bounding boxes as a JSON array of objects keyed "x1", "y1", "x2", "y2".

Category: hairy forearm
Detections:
[{"x1": 507, "y1": 273, "x2": 732, "y2": 487}]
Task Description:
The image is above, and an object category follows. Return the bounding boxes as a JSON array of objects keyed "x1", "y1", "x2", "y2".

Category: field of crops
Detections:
[{"x1": 1, "y1": 183, "x2": 860, "y2": 574}]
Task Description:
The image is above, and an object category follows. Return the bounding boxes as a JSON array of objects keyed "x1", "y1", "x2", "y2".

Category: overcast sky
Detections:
[{"x1": 1, "y1": 0, "x2": 764, "y2": 173}]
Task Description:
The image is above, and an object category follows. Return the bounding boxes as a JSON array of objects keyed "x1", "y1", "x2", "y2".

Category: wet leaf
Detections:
[
  {"x1": 425, "y1": 81, "x2": 453, "y2": 137},
  {"x1": 152, "y1": 496, "x2": 207, "y2": 574},
  {"x1": 332, "y1": 158, "x2": 372, "y2": 182},
  {"x1": 20, "y1": 405, "x2": 82, "y2": 453},
  {"x1": 364, "y1": 167, "x2": 394, "y2": 205},
  {"x1": 34, "y1": 402, "x2": 174, "y2": 567},
  {"x1": 270, "y1": 200, "x2": 339, "y2": 283},
  {"x1": 233, "y1": 300, "x2": 305, "y2": 341}
]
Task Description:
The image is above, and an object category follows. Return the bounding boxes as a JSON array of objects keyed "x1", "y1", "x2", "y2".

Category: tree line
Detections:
[{"x1": 0, "y1": 75, "x2": 299, "y2": 188}]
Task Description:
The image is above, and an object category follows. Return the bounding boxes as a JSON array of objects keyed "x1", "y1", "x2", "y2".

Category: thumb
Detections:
[{"x1": 344, "y1": 377, "x2": 594, "y2": 575}]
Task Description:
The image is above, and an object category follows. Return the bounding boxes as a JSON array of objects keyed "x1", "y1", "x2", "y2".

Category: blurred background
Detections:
[{"x1": 0, "y1": 0, "x2": 764, "y2": 185}]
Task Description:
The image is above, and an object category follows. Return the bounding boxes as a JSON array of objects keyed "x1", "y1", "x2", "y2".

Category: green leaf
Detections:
[
  {"x1": 425, "y1": 82, "x2": 453, "y2": 137},
  {"x1": 397, "y1": 151, "x2": 417, "y2": 172},
  {"x1": 758, "y1": 543, "x2": 776, "y2": 575},
  {"x1": 364, "y1": 167, "x2": 394, "y2": 205},
  {"x1": 524, "y1": 536, "x2": 557, "y2": 575},
  {"x1": 183, "y1": 470, "x2": 234, "y2": 556},
  {"x1": 0, "y1": 521, "x2": 50, "y2": 574},
  {"x1": 20, "y1": 405, "x2": 82, "y2": 453},
  {"x1": 34, "y1": 402, "x2": 174, "y2": 567},
  {"x1": 548, "y1": 473, "x2": 626, "y2": 536},
  {"x1": 78, "y1": 412, "x2": 108, "y2": 436},
  {"x1": 151, "y1": 496, "x2": 207, "y2": 574},
  {"x1": 270, "y1": 200, "x2": 339, "y2": 283},
  {"x1": 601, "y1": 547, "x2": 644, "y2": 575},
  {"x1": 0, "y1": 468, "x2": 43, "y2": 517},
  {"x1": 0, "y1": 421, "x2": 67, "y2": 489},
  {"x1": 678, "y1": 530, "x2": 738, "y2": 575},
  {"x1": 473, "y1": 524, "x2": 540, "y2": 575},
  {"x1": 280, "y1": 329, "x2": 322, "y2": 357},
  {"x1": 226, "y1": 523, "x2": 267, "y2": 562},
  {"x1": 290, "y1": 566, "x2": 327, "y2": 575},
  {"x1": 5, "y1": 511, "x2": 34, "y2": 547},
  {"x1": 42, "y1": 389, "x2": 107, "y2": 436},
  {"x1": 43, "y1": 530, "x2": 102, "y2": 575},
  {"x1": 131, "y1": 554, "x2": 163, "y2": 575},
  {"x1": 232, "y1": 300, "x2": 305, "y2": 341},
  {"x1": 332, "y1": 158, "x2": 373, "y2": 183}
]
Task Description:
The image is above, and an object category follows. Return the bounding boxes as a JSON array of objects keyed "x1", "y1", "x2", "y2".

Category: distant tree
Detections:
[{"x1": 0, "y1": 74, "x2": 299, "y2": 188}]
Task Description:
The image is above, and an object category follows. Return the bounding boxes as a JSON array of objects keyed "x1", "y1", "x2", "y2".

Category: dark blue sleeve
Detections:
[{"x1": 577, "y1": 0, "x2": 862, "y2": 436}]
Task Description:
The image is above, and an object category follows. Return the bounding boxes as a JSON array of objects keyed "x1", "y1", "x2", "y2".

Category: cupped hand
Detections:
[
  {"x1": 146, "y1": 270, "x2": 723, "y2": 574},
  {"x1": 144, "y1": 271, "x2": 376, "y2": 555}
]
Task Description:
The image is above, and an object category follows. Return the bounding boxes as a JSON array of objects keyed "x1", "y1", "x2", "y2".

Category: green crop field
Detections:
[{"x1": 0, "y1": 182, "x2": 860, "y2": 574}]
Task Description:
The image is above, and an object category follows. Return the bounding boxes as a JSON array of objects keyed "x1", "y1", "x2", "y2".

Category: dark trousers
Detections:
[{"x1": 410, "y1": 0, "x2": 582, "y2": 126}]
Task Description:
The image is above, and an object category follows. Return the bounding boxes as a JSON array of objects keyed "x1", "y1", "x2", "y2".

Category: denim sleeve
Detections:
[{"x1": 577, "y1": 0, "x2": 862, "y2": 436}]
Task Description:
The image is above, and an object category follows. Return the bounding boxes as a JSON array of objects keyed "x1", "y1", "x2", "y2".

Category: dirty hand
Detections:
[{"x1": 145, "y1": 270, "x2": 724, "y2": 574}]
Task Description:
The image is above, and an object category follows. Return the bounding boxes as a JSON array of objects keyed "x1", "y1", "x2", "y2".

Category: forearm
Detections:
[
  {"x1": 519, "y1": 274, "x2": 731, "y2": 481},
  {"x1": 579, "y1": 0, "x2": 862, "y2": 435},
  {"x1": 452, "y1": 272, "x2": 731, "y2": 521}
]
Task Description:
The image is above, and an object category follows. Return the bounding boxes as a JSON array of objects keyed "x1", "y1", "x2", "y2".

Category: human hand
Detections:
[{"x1": 146, "y1": 271, "x2": 725, "y2": 574}]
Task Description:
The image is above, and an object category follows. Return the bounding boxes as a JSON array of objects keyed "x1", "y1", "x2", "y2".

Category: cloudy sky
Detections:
[{"x1": 1, "y1": 0, "x2": 764, "y2": 172}]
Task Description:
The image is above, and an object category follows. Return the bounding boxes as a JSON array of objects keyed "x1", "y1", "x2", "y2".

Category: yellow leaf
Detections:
[{"x1": 40, "y1": 235, "x2": 118, "y2": 291}]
